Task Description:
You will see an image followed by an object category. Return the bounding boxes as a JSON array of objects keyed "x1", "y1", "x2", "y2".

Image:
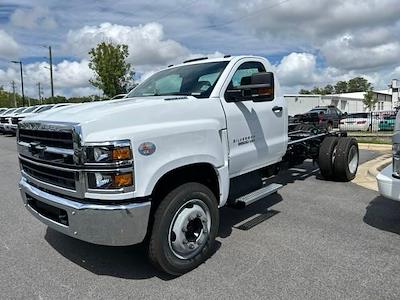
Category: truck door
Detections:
[{"x1": 219, "y1": 59, "x2": 287, "y2": 177}]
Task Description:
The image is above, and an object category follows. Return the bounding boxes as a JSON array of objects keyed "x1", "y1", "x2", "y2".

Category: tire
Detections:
[
  {"x1": 318, "y1": 136, "x2": 339, "y2": 179},
  {"x1": 333, "y1": 137, "x2": 359, "y2": 181},
  {"x1": 148, "y1": 182, "x2": 219, "y2": 275}
]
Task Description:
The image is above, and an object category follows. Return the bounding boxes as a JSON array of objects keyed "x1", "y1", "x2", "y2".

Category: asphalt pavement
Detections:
[{"x1": 0, "y1": 135, "x2": 399, "y2": 299}]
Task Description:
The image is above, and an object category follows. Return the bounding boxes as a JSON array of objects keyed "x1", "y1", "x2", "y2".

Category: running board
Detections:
[{"x1": 234, "y1": 183, "x2": 283, "y2": 208}]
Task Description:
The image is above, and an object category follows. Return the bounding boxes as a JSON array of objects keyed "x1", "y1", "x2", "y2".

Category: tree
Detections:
[
  {"x1": 299, "y1": 89, "x2": 311, "y2": 94},
  {"x1": 88, "y1": 42, "x2": 135, "y2": 98},
  {"x1": 311, "y1": 87, "x2": 324, "y2": 95},
  {"x1": 362, "y1": 90, "x2": 378, "y2": 112},
  {"x1": 334, "y1": 81, "x2": 348, "y2": 94},
  {"x1": 347, "y1": 77, "x2": 372, "y2": 93},
  {"x1": 323, "y1": 84, "x2": 334, "y2": 95}
]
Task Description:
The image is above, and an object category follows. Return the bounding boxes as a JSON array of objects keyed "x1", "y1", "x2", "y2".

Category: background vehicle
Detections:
[
  {"x1": 377, "y1": 111, "x2": 400, "y2": 200},
  {"x1": 293, "y1": 105, "x2": 345, "y2": 131},
  {"x1": 379, "y1": 115, "x2": 396, "y2": 131},
  {"x1": 339, "y1": 112, "x2": 379, "y2": 131},
  {"x1": 11, "y1": 104, "x2": 57, "y2": 131},
  {"x1": 17, "y1": 56, "x2": 359, "y2": 275},
  {"x1": 0, "y1": 108, "x2": 8, "y2": 115},
  {"x1": 1, "y1": 107, "x2": 26, "y2": 134}
]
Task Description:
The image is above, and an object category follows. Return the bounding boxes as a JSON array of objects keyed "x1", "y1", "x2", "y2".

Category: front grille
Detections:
[
  {"x1": 0, "y1": 117, "x2": 7, "y2": 124},
  {"x1": 19, "y1": 129, "x2": 74, "y2": 149},
  {"x1": 11, "y1": 117, "x2": 19, "y2": 124},
  {"x1": 21, "y1": 159, "x2": 77, "y2": 190}
]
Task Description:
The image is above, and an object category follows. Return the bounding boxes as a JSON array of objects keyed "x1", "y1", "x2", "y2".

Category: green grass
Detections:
[{"x1": 355, "y1": 137, "x2": 391, "y2": 144}]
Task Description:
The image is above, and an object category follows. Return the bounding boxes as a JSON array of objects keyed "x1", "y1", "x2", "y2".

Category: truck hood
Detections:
[
  {"x1": 26, "y1": 96, "x2": 189, "y2": 124},
  {"x1": 23, "y1": 96, "x2": 226, "y2": 142}
]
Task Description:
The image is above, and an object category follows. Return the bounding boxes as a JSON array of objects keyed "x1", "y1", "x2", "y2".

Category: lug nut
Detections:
[
  {"x1": 183, "y1": 239, "x2": 188, "y2": 245},
  {"x1": 189, "y1": 243, "x2": 195, "y2": 249},
  {"x1": 197, "y1": 213, "x2": 202, "y2": 218},
  {"x1": 182, "y1": 227, "x2": 187, "y2": 232}
]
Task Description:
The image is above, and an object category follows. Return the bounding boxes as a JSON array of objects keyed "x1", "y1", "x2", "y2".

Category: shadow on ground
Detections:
[
  {"x1": 364, "y1": 196, "x2": 400, "y2": 235},
  {"x1": 45, "y1": 227, "x2": 221, "y2": 281},
  {"x1": 44, "y1": 161, "x2": 325, "y2": 279}
]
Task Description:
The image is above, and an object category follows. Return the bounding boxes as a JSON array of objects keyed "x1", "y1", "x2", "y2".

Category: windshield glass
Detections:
[
  {"x1": 35, "y1": 105, "x2": 54, "y2": 113},
  {"x1": 128, "y1": 61, "x2": 229, "y2": 99},
  {"x1": 14, "y1": 107, "x2": 27, "y2": 114},
  {"x1": 23, "y1": 106, "x2": 38, "y2": 113},
  {"x1": 310, "y1": 108, "x2": 327, "y2": 114},
  {"x1": 3, "y1": 108, "x2": 16, "y2": 115}
]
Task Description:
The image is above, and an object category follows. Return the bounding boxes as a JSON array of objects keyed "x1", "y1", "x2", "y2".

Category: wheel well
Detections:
[{"x1": 151, "y1": 163, "x2": 220, "y2": 211}]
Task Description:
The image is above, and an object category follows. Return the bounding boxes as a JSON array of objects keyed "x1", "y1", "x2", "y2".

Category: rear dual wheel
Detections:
[{"x1": 319, "y1": 137, "x2": 359, "y2": 181}]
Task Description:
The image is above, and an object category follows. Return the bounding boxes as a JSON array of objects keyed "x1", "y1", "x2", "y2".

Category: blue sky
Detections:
[{"x1": 0, "y1": 0, "x2": 399, "y2": 98}]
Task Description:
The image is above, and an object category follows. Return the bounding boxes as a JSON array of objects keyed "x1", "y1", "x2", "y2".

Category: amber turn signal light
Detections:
[{"x1": 112, "y1": 147, "x2": 132, "y2": 161}]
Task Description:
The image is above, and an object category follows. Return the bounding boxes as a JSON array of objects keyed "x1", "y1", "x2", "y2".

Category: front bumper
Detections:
[
  {"x1": 10, "y1": 124, "x2": 17, "y2": 133},
  {"x1": 19, "y1": 178, "x2": 151, "y2": 246},
  {"x1": 377, "y1": 164, "x2": 400, "y2": 201}
]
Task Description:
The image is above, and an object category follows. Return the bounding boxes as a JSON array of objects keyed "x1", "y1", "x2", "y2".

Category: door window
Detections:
[{"x1": 229, "y1": 62, "x2": 266, "y2": 89}]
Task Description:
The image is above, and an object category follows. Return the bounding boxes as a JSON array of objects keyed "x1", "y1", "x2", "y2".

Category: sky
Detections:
[{"x1": 0, "y1": 0, "x2": 399, "y2": 98}]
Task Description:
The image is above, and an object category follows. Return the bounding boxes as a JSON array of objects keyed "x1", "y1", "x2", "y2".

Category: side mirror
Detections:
[{"x1": 225, "y1": 72, "x2": 275, "y2": 102}]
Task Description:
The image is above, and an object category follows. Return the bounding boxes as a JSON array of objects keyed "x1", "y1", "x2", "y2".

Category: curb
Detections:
[
  {"x1": 352, "y1": 153, "x2": 392, "y2": 191},
  {"x1": 367, "y1": 157, "x2": 392, "y2": 178}
]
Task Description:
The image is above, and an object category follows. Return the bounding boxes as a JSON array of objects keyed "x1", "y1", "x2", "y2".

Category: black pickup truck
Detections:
[{"x1": 292, "y1": 105, "x2": 346, "y2": 131}]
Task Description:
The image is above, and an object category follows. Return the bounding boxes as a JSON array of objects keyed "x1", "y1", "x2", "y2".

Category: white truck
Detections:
[
  {"x1": 17, "y1": 55, "x2": 359, "y2": 275},
  {"x1": 377, "y1": 112, "x2": 400, "y2": 199}
]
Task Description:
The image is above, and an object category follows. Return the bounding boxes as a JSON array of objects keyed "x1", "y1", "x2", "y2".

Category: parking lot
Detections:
[{"x1": 1, "y1": 134, "x2": 400, "y2": 299}]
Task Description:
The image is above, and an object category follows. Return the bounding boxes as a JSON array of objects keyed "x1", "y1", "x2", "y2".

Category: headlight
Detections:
[
  {"x1": 85, "y1": 141, "x2": 132, "y2": 163},
  {"x1": 88, "y1": 172, "x2": 133, "y2": 189},
  {"x1": 393, "y1": 143, "x2": 400, "y2": 177}
]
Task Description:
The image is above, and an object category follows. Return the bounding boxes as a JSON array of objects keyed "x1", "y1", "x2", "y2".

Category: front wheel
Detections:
[{"x1": 148, "y1": 183, "x2": 219, "y2": 275}]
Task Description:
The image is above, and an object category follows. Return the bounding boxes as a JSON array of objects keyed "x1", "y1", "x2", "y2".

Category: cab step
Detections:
[{"x1": 234, "y1": 183, "x2": 283, "y2": 208}]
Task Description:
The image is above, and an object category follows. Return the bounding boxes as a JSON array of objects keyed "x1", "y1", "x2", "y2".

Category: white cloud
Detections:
[
  {"x1": 10, "y1": 7, "x2": 57, "y2": 29},
  {"x1": 66, "y1": 22, "x2": 189, "y2": 66},
  {"x1": 0, "y1": 30, "x2": 19, "y2": 59},
  {"x1": 0, "y1": 59, "x2": 97, "y2": 98},
  {"x1": 321, "y1": 35, "x2": 400, "y2": 71},
  {"x1": 276, "y1": 53, "x2": 318, "y2": 86}
]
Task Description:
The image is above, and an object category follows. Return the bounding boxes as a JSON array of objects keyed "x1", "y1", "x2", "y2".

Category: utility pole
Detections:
[
  {"x1": 11, "y1": 60, "x2": 25, "y2": 106},
  {"x1": 48, "y1": 46, "x2": 54, "y2": 101},
  {"x1": 11, "y1": 80, "x2": 17, "y2": 107},
  {"x1": 37, "y1": 82, "x2": 42, "y2": 104}
]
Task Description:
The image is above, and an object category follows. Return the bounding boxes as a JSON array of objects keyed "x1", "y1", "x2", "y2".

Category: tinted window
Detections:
[{"x1": 348, "y1": 113, "x2": 368, "y2": 118}]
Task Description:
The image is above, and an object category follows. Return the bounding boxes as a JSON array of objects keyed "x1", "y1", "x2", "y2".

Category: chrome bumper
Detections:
[{"x1": 19, "y1": 178, "x2": 151, "y2": 246}]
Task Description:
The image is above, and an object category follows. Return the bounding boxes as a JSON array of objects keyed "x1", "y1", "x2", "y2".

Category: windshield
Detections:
[
  {"x1": 310, "y1": 108, "x2": 327, "y2": 114},
  {"x1": 128, "y1": 61, "x2": 229, "y2": 99},
  {"x1": 23, "y1": 106, "x2": 38, "y2": 113},
  {"x1": 3, "y1": 108, "x2": 16, "y2": 115},
  {"x1": 14, "y1": 107, "x2": 27, "y2": 114},
  {"x1": 35, "y1": 105, "x2": 54, "y2": 113}
]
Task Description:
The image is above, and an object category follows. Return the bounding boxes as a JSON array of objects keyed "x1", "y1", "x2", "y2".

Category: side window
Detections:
[{"x1": 229, "y1": 62, "x2": 266, "y2": 88}]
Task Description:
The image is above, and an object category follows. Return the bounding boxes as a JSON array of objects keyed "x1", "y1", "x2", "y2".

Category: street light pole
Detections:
[
  {"x1": 11, "y1": 60, "x2": 25, "y2": 106},
  {"x1": 48, "y1": 46, "x2": 54, "y2": 101}
]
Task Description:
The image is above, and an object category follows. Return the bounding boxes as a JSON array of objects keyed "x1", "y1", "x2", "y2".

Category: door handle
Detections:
[{"x1": 272, "y1": 106, "x2": 283, "y2": 112}]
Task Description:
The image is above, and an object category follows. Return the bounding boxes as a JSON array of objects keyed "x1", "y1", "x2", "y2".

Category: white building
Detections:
[{"x1": 285, "y1": 79, "x2": 399, "y2": 116}]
